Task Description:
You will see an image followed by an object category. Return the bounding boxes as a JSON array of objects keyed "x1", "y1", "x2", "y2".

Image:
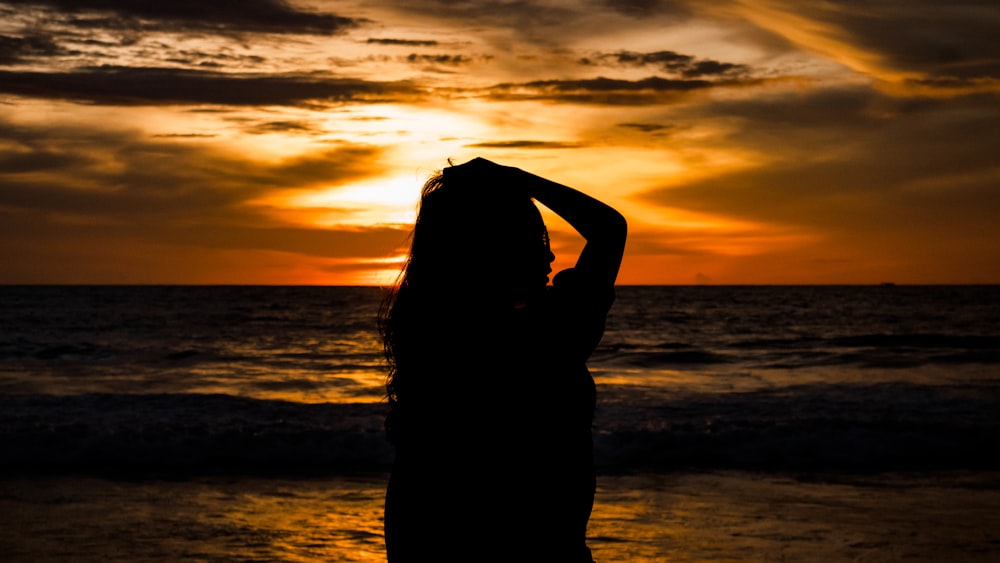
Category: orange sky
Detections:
[{"x1": 1, "y1": 0, "x2": 999, "y2": 285}]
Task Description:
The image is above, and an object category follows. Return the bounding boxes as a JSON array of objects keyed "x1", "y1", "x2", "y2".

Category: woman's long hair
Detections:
[{"x1": 379, "y1": 168, "x2": 549, "y2": 440}]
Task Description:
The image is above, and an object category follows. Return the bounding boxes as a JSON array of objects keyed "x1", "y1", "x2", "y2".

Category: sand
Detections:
[{"x1": 2, "y1": 471, "x2": 999, "y2": 562}]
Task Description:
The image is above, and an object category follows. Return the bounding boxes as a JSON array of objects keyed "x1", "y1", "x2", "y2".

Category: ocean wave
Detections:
[
  {"x1": 593, "y1": 331, "x2": 1000, "y2": 371},
  {"x1": 0, "y1": 394, "x2": 393, "y2": 476},
  {"x1": 2, "y1": 385, "x2": 997, "y2": 478},
  {"x1": 595, "y1": 382, "x2": 1000, "y2": 472}
]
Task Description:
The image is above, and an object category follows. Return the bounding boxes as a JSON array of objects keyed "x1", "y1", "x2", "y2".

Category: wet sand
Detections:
[
  {"x1": 2, "y1": 471, "x2": 998, "y2": 562},
  {"x1": 591, "y1": 471, "x2": 1000, "y2": 562}
]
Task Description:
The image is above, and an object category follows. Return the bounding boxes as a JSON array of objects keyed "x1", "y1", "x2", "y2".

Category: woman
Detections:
[{"x1": 380, "y1": 157, "x2": 626, "y2": 562}]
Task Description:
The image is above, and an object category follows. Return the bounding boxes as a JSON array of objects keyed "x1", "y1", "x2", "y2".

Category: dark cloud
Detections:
[
  {"x1": 596, "y1": 50, "x2": 691, "y2": 67},
  {"x1": 0, "y1": 209, "x2": 408, "y2": 261},
  {"x1": 743, "y1": 2, "x2": 1000, "y2": 84},
  {"x1": 165, "y1": 50, "x2": 267, "y2": 68},
  {"x1": 0, "y1": 118, "x2": 405, "y2": 269},
  {"x1": 0, "y1": 159, "x2": 348, "y2": 225},
  {"x1": 243, "y1": 120, "x2": 321, "y2": 135},
  {"x1": 367, "y1": 38, "x2": 439, "y2": 46},
  {"x1": 0, "y1": 119, "x2": 380, "y2": 222},
  {"x1": 0, "y1": 204, "x2": 410, "y2": 283},
  {"x1": 0, "y1": 67, "x2": 421, "y2": 106},
  {"x1": 639, "y1": 88, "x2": 1000, "y2": 247},
  {"x1": 0, "y1": 32, "x2": 75, "y2": 64},
  {"x1": 488, "y1": 76, "x2": 729, "y2": 105},
  {"x1": 1, "y1": 0, "x2": 363, "y2": 35},
  {"x1": 152, "y1": 133, "x2": 218, "y2": 138},
  {"x1": 580, "y1": 50, "x2": 750, "y2": 78},
  {"x1": 836, "y1": 2, "x2": 1000, "y2": 81},
  {"x1": 463, "y1": 140, "x2": 584, "y2": 149},
  {"x1": 404, "y1": 53, "x2": 471, "y2": 65},
  {"x1": 618, "y1": 122, "x2": 672, "y2": 133},
  {"x1": 380, "y1": 0, "x2": 577, "y2": 32},
  {"x1": 161, "y1": 224, "x2": 409, "y2": 259},
  {"x1": 597, "y1": 0, "x2": 691, "y2": 19},
  {"x1": 684, "y1": 59, "x2": 748, "y2": 78}
]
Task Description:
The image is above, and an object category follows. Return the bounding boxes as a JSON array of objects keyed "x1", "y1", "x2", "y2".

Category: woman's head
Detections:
[
  {"x1": 402, "y1": 167, "x2": 553, "y2": 302},
  {"x1": 380, "y1": 164, "x2": 554, "y2": 413}
]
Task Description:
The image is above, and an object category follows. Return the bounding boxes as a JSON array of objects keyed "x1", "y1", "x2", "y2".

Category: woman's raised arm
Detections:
[
  {"x1": 446, "y1": 157, "x2": 627, "y2": 287},
  {"x1": 519, "y1": 167, "x2": 626, "y2": 287}
]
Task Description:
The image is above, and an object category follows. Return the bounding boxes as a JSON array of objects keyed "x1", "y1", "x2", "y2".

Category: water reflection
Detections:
[
  {"x1": 3, "y1": 472, "x2": 999, "y2": 561},
  {"x1": 0, "y1": 476, "x2": 388, "y2": 562}
]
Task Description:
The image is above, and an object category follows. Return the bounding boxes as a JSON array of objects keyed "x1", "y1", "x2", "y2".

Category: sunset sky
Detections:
[{"x1": 2, "y1": 0, "x2": 998, "y2": 285}]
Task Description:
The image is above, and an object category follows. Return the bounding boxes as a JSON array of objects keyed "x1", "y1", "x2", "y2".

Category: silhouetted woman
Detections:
[{"x1": 380, "y1": 157, "x2": 626, "y2": 562}]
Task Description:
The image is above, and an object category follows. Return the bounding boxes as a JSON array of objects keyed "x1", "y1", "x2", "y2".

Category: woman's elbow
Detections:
[{"x1": 608, "y1": 211, "x2": 628, "y2": 244}]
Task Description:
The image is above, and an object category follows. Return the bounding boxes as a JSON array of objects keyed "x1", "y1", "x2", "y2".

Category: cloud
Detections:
[
  {"x1": 838, "y1": 3, "x2": 1000, "y2": 81},
  {"x1": 367, "y1": 38, "x2": 439, "y2": 47},
  {"x1": 623, "y1": 230, "x2": 709, "y2": 257},
  {"x1": 0, "y1": 32, "x2": 74, "y2": 64},
  {"x1": 638, "y1": 87, "x2": 1000, "y2": 252},
  {"x1": 0, "y1": 118, "x2": 402, "y2": 262},
  {"x1": 0, "y1": 208, "x2": 408, "y2": 260},
  {"x1": 1, "y1": 0, "x2": 363, "y2": 35},
  {"x1": 3, "y1": 0, "x2": 997, "y2": 283},
  {"x1": 242, "y1": 120, "x2": 322, "y2": 135},
  {"x1": 152, "y1": 133, "x2": 218, "y2": 139},
  {"x1": 617, "y1": 122, "x2": 672, "y2": 133},
  {"x1": 487, "y1": 75, "x2": 744, "y2": 105},
  {"x1": 404, "y1": 53, "x2": 472, "y2": 66},
  {"x1": 597, "y1": 0, "x2": 692, "y2": 19},
  {"x1": 463, "y1": 140, "x2": 584, "y2": 149},
  {"x1": 0, "y1": 67, "x2": 421, "y2": 106},
  {"x1": 159, "y1": 224, "x2": 409, "y2": 259},
  {"x1": 731, "y1": 1, "x2": 1000, "y2": 85},
  {"x1": 383, "y1": 0, "x2": 577, "y2": 28},
  {"x1": 580, "y1": 50, "x2": 750, "y2": 78},
  {"x1": 164, "y1": 50, "x2": 268, "y2": 68}
]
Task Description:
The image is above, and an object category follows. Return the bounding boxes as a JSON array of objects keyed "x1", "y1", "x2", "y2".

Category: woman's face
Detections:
[
  {"x1": 418, "y1": 188, "x2": 552, "y2": 300},
  {"x1": 505, "y1": 219, "x2": 554, "y2": 302},
  {"x1": 523, "y1": 235, "x2": 554, "y2": 286}
]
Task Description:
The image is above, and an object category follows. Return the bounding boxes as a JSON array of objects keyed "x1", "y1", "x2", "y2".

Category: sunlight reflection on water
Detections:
[{"x1": 3, "y1": 472, "x2": 999, "y2": 562}]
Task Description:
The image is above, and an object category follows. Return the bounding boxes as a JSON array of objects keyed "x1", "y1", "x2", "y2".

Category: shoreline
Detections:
[{"x1": 3, "y1": 470, "x2": 998, "y2": 562}]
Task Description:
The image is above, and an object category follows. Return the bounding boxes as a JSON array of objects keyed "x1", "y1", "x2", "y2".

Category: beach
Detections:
[
  {"x1": 2, "y1": 285, "x2": 999, "y2": 561},
  {"x1": 3, "y1": 471, "x2": 999, "y2": 562}
]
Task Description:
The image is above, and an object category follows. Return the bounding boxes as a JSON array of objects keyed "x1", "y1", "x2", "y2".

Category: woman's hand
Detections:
[
  {"x1": 443, "y1": 155, "x2": 626, "y2": 286},
  {"x1": 443, "y1": 157, "x2": 520, "y2": 187}
]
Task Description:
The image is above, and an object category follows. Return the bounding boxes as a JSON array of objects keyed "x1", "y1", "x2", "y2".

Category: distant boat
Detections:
[{"x1": 879, "y1": 282, "x2": 896, "y2": 287}]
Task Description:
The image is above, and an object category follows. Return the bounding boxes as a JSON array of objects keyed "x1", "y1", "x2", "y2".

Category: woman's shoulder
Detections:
[
  {"x1": 550, "y1": 268, "x2": 615, "y2": 309},
  {"x1": 541, "y1": 268, "x2": 615, "y2": 359},
  {"x1": 552, "y1": 267, "x2": 613, "y2": 290}
]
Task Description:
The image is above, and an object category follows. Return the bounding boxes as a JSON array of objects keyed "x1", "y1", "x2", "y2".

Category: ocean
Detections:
[{"x1": 1, "y1": 285, "x2": 999, "y2": 561}]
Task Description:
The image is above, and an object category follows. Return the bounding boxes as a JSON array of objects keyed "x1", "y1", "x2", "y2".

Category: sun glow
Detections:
[
  {"x1": 356, "y1": 258, "x2": 408, "y2": 287},
  {"x1": 3, "y1": 0, "x2": 996, "y2": 285},
  {"x1": 286, "y1": 174, "x2": 422, "y2": 227}
]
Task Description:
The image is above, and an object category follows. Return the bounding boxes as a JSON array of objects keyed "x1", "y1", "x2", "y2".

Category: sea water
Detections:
[
  {"x1": 1, "y1": 285, "x2": 998, "y2": 561},
  {"x1": 2, "y1": 285, "x2": 997, "y2": 475}
]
